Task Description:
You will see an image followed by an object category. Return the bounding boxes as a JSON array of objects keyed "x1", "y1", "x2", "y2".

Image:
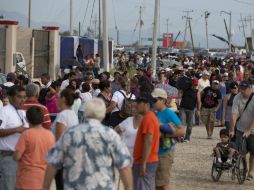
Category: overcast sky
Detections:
[{"x1": 1, "y1": 0, "x2": 254, "y2": 47}]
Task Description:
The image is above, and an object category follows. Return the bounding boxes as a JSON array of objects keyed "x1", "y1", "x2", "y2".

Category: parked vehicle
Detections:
[{"x1": 177, "y1": 49, "x2": 194, "y2": 57}]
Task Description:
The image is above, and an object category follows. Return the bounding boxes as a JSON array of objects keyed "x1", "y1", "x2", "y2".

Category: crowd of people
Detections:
[{"x1": 0, "y1": 49, "x2": 254, "y2": 190}]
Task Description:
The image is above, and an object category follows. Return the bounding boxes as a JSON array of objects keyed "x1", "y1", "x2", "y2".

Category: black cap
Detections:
[
  {"x1": 229, "y1": 81, "x2": 238, "y2": 89},
  {"x1": 239, "y1": 80, "x2": 251, "y2": 89}
]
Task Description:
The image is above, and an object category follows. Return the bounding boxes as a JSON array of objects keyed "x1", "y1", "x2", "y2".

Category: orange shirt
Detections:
[
  {"x1": 133, "y1": 111, "x2": 160, "y2": 164},
  {"x1": 15, "y1": 127, "x2": 55, "y2": 189}
]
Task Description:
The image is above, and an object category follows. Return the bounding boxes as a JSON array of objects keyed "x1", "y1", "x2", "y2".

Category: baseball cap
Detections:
[
  {"x1": 202, "y1": 70, "x2": 210, "y2": 76},
  {"x1": 7, "y1": 72, "x2": 16, "y2": 81},
  {"x1": 212, "y1": 80, "x2": 219, "y2": 84},
  {"x1": 229, "y1": 82, "x2": 238, "y2": 89},
  {"x1": 239, "y1": 80, "x2": 251, "y2": 89},
  {"x1": 223, "y1": 72, "x2": 228, "y2": 77},
  {"x1": 151, "y1": 88, "x2": 167, "y2": 99}
]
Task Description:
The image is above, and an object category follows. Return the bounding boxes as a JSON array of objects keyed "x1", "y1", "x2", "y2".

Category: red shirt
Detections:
[{"x1": 23, "y1": 99, "x2": 51, "y2": 129}]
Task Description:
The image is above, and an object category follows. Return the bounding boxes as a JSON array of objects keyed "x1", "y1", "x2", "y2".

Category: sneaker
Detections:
[
  {"x1": 207, "y1": 136, "x2": 213, "y2": 139},
  {"x1": 217, "y1": 157, "x2": 222, "y2": 163},
  {"x1": 184, "y1": 139, "x2": 190, "y2": 143}
]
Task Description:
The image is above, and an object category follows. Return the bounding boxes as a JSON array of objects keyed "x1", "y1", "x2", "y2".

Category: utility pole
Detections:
[
  {"x1": 102, "y1": 0, "x2": 109, "y2": 71},
  {"x1": 151, "y1": 0, "x2": 160, "y2": 77},
  {"x1": 244, "y1": 15, "x2": 254, "y2": 36},
  {"x1": 138, "y1": 6, "x2": 142, "y2": 48},
  {"x1": 98, "y1": 0, "x2": 101, "y2": 40},
  {"x1": 183, "y1": 10, "x2": 193, "y2": 42},
  {"x1": 79, "y1": 22, "x2": 81, "y2": 36},
  {"x1": 70, "y1": 0, "x2": 73, "y2": 35},
  {"x1": 188, "y1": 17, "x2": 195, "y2": 52},
  {"x1": 166, "y1": 18, "x2": 169, "y2": 48},
  {"x1": 220, "y1": 11, "x2": 232, "y2": 52},
  {"x1": 94, "y1": 16, "x2": 97, "y2": 38},
  {"x1": 240, "y1": 14, "x2": 249, "y2": 52},
  {"x1": 205, "y1": 11, "x2": 210, "y2": 49},
  {"x1": 28, "y1": 0, "x2": 31, "y2": 28}
]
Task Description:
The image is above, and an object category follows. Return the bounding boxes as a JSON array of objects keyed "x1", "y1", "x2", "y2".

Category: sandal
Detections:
[{"x1": 247, "y1": 174, "x2": 253, "y2": 180}]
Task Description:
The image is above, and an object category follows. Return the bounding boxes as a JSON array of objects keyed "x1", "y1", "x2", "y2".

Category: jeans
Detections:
[
  {"x1": 180, "y1": 108, "x2": 194, "y2": 140},
  {"x1": 0, "y1": 153, "x2": 17, "y2": 190}
]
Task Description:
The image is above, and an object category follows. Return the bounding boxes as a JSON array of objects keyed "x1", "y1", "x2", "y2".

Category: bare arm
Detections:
[
  {"x1": 222, "y1": 95, "x2": 229, "y2": 121},
  {"x1": 0, "y1": 126, "x2": 25, "y2": 137},
  {"x1": 114, "y1": 126, "x2": 123, "y2": 136},
  {"x1": 55, "y1": 123, "x2": 66, "y2": 141},
  {"x1": 118, "y1": 166, "x2": 133, "y2": 190},
  {"x1": 197, "y1": 91, "x2": 203, "y2": 111},
  {"x1": 168, "y1": 125, "x2": 186, "y2": 138},
  {"x1": 106, "y1": 101, "x2": 117, "y2": 113},
  {"x1": 214, "y1": 99, "x2": 222, "y2": 112},
  {"x1": 230, "y1": 113, "x2": 237, "y2": 134},
  {"x1": 141, "y1": 134, "x2": 153, "y2": 165},
  {"x1": 43, "y1": 165, "x2": 58, "y2": 190},
  {"x1": 13, "y1": 150, "x2": 22, "y2": 161}
]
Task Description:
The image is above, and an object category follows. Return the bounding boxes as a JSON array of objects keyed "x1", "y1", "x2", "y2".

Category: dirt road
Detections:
[{"x1": 171, "y1": 126, "x2": 254, "y2": 190}]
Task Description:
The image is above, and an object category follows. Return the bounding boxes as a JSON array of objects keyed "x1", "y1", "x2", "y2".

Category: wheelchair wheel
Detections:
[
  {"x1": 211, "y1": 162, "x2": 222, "y2": 182},
  {"x1": 236, "y1": 155, "x2": 247, "y2": 184}
]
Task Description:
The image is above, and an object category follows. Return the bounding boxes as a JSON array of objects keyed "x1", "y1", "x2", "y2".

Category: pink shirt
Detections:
[{"x1": 45, "y1": 94, "x2": 59, "y2": 114}]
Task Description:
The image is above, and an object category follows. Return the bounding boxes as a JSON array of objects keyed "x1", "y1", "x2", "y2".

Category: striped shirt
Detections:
[{"x1": 23, "y1": 99, "x2": 51, "y2": 129}]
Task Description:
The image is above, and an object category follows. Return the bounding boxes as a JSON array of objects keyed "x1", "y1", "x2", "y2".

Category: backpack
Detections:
[
  {"x1": 118, "y1": 90, "x2": 136, "y2": 118},
  {"x1": 176, "y1": 76, "x2": 192, "y2": 91}
]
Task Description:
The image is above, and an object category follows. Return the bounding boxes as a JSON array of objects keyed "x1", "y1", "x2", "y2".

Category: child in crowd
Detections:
[
  {"x1": 13, "y1": 106, "x2": 55, "y2": 190},
  {"x1": 213, "y1": 129, "x2": 236, "y2": 164}
]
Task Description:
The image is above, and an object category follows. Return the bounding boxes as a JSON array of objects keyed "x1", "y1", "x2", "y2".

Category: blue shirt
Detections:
[{"x1": 155, "y1": 108, "x2": 182, "y2": 155}]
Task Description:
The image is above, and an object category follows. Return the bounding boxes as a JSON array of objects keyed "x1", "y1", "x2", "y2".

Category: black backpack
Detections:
[{"x1": 176, "y1": 76, "x2": 192, "y2": 91}]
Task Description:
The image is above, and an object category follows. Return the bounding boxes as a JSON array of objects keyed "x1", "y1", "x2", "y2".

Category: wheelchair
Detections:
[{"x1": 211, "y1": 139, "x2": 248, "y2": 184}]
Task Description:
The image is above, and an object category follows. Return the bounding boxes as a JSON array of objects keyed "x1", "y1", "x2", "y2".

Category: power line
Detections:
[
  {"x1": 80, "y1": 0, "x2": 90, "y2": 35},
  {"x1": 232, "y1": 0, "x2": 254, "y2": 6},
  {"x1": 88, "y1": 0, "x2": 96, "y2": 32}
]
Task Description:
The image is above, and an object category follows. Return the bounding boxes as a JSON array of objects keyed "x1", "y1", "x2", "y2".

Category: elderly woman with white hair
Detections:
[{"x1": 44, "y1": 98, "x2": 133, "y2": 190}]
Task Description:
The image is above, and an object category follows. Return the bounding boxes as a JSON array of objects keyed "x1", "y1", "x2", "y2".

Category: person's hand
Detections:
[
  {"x1": 213, "y1": 108, "x2": 218, "y2": 113},
  {"x1": 229, "y1": 130, "x2": 235, "y2": 138},
  {"x1": 140, "y1": 163, "x2": 147, "y2": 176},
  {"x1": 243, "y1": 129, "x2": 252, "y2": 139},
  {"x1": 16, "y1": 125, "x2": 26, "y2": 133},
  {"x1": 197, "y1": 110, "x2": 201, "y2": 117}
]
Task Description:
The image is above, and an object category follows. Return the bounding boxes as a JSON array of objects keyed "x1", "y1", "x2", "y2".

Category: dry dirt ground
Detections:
[
  {"x1": 52, "y1": 126, "x2": 254, "y2": 190},
  {"x1": 171, "y1": 126, "x2": 254, "y2": 190}
]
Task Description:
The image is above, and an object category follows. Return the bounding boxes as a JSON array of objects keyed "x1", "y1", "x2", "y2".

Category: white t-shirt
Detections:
[
  {"x1": 119, "y1": 117, "x2": 138, "y2": 155},
  {"x1": 53, "y1": 109, "x2": 79, "y2": 135},
  {"x1": 72, "y1": 98, "x2": 81, "y2": 115},
  {"x1": 79, "y1": 92, "x2": 92, "y2": 112},
  {"x1": 111, "y1": 90, "x2": 136, "y2": 113},
  {"x1": 198, "y1": 78, "x2": 210, "y2": 92},
  {"x1": 60, "y1": 79, "x2": 69, "y2": 90},
  {"x1": 0, "y1": 104, "x2": 29, "y2": 151}
]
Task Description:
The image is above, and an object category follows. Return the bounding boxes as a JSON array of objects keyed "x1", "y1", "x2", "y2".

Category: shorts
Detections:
[
  {"x1": 133, "y1": 162, "x2": 158, "y2": 190},
  {"x1": 155, "y1": 150, "x2": 175, "y2": 187},
  {"x1": 200, "y1": 108, "x2": 216, "y2": 125},
  {"x1": 236, "y1": 130, "x2": 254, "y2": 155}
]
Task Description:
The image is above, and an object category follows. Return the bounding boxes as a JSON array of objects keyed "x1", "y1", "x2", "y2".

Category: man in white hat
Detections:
[{"x1": 198, "y1": 70, "x2": 210, "y2": 92}]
